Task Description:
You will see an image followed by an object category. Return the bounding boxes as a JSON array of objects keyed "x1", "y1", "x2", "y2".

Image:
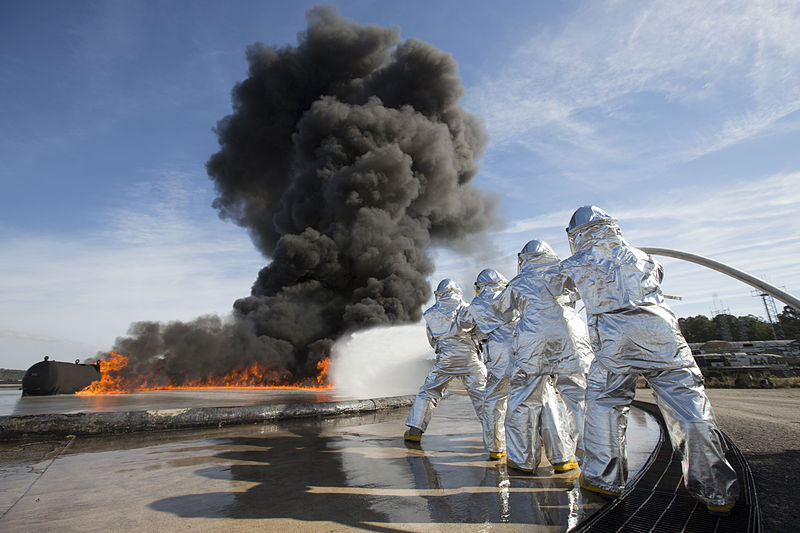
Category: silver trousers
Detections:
[
  {"x1": 582, "y1": 362, "x2": 739, "y2": 505},
  {"x1": 506, "y1": 371, "x2": 576, "y2": 471},
  {"x1": 554, "y1": 373, "x2": 587, "y2": 461},
  {"x1": 484, "y1": 372, "x2": 509, "y2": 453},
  {"x1": 405, "y1": 367, "x2": 488, "y2": 447}
]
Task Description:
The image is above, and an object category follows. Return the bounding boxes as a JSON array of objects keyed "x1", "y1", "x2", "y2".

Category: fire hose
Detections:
[{"x1": 639, "y1": 247, "x2": 800, "y2": 312}]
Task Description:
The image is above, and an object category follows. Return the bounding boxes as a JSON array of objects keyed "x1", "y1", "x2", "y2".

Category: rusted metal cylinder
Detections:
[{"x1": 22, "y1": 360, "x2": 101, "y2": 396}]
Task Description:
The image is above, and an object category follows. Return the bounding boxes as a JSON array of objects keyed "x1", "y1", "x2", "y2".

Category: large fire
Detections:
[{"x1": 78, "y1": 351, "x2": 333, "y2": 394}]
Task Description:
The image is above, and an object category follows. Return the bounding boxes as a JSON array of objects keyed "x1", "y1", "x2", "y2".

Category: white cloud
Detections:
[
  {"x1": 500, "y1": 208, "x2": 575, "y2": 236},
  {"x1": 0, "y1": 171, "x2": 264, "y2": 370},
  {"x1": 468, "y1": 0, "x2": 800, "y2": 179},
  {"x1": 455, "y1": 0, "x2": 800, "y2": 322}
]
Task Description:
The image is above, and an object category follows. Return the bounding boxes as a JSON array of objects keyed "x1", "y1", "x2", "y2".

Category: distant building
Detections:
[{"x1": 689, "y1": 339, "x2": 799, "y2": 376}]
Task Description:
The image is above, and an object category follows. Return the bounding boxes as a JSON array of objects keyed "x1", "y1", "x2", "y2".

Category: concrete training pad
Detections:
[{"x1": 0, "y1": 387, "x2": 661, "y2": 532}]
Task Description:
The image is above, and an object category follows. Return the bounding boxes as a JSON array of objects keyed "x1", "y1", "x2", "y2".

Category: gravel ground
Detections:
[{"x1": 637, "y1": 387, "x2": 800, "y2": 532}]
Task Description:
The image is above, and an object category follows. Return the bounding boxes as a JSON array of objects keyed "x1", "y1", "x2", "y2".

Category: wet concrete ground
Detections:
[{"x1": 0, "y1": 386, "x2": 660, "y2": 532}]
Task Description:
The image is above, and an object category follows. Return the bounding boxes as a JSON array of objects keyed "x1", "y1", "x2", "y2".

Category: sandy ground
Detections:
[{"x1": 637, "y1": 387, "x2": 800, "y2": 532}]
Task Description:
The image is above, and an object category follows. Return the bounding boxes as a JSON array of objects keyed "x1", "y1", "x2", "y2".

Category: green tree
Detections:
[
  {"x1": 735, "y1": 314, "x2": 776, "y2": 340},
  {"x1": 678, "y1": 313, "x2": 789, "y2": 342},
  {"x1": 678, "y1": 315, "x2": 717, "y2": 343},
  {"x1": 779, "y1": 306, "x2": 800, "y2": 339},
  {"x1": 712, "y1": 314, "x2": 736, "y2": 341}
]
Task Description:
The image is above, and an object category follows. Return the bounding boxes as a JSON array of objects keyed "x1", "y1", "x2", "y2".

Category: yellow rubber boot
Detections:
[
  {"x1": 706, "y1": 502, "x2": 735, "y2": 516},
  {"x1": 579, "y1": 474, "x2": 621, "y2": 498},
  {"x1": 553, "y1": 458, "x2": 579, "y2": 472},
  {"x1": 506, "y1": 459, "x2": 534, "y2": 473},
  {"x1": 403, "y1": 427, "x2": 422, "y2": 442}
]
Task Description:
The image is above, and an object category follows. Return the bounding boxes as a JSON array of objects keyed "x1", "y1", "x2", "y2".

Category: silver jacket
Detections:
[
  {"x1": 424, "y1": 282, "x2": 483, "y2": 374},
  {"x1": 494, "y1": 245, "x2": 592, "y2": 376},
  {"x1": 464, "y1": 270, "x2": 515, "y2": 378},
  {"x1": 561, "y1": 218, "x2": 694, "y2": 374}
]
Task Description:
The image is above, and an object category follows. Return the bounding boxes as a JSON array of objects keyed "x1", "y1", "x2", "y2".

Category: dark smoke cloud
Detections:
[{"x1": 110, "y1": 5, "x2": 496, "y2": 384}]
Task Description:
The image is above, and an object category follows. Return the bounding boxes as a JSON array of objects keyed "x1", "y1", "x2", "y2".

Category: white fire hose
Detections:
[{"x1": 639, "y1": 247, "x2": 800, "y2": 312}]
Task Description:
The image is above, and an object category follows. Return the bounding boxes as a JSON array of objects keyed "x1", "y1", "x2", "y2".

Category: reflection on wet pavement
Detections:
[
  {"x1": 0, "y1": 388, "x2": 338, "y2": 416},
  {"x1": 0, "y1": 389, "x2": 661, "y2": 532}
]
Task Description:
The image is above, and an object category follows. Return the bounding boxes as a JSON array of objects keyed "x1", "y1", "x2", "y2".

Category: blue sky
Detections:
[{"x1": 2, "y1": 1, "x2": 799, "y2": 370}]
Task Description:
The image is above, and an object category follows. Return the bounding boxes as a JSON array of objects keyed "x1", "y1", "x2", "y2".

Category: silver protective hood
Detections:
[
  {"x1": 474, "y1": 268, "x2": 506, "y2": 292},
  {"x1": 520, "y1": 239, "x2": 557, "y2": 257},
  {"x1": 566, "y1": 206, "x2": 617, "y2": 254},
  {"x1": 495, "y1": 245, "x2": 593, "y2": 376},
  {"x1": 561, "y1": 210, "x2": 694, "y2": 373},
  {"x1": 567, "y1": 205, "x2": 616, "y2": 234},
  {"x1": 518, "y1": 239, "x2": 557, "y2": 273},
  {"x1": 468, "y1": 269, "x2": 510, "y2": 335},
  {"x1": 435, "y1": 278, "x2": 461, "y2": 296}
]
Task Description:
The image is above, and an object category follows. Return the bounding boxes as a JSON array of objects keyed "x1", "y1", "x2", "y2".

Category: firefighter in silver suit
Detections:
[
  {"x1": 494, "y1": 240, "x2": 592, "y2": 473},
  {"x1": 461, "y1": 268, "x2": 514, "y2": 460},
  {"x1": 404, "y1": 279, "x2": 489, "y2": 447},
  {"x1": 561, "y1": 205, "x2": 739, "y2": 515}
]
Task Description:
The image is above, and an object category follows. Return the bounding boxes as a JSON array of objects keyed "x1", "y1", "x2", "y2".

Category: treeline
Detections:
[
  {"x1": 0, "y1": 368, "x2": 25, "y2": 382},
  {"x1": 678, "y1": 306, "x2": 800, "y2": 343}
]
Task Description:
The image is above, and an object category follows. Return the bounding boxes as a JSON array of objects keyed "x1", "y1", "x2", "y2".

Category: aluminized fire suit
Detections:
[
  {"x1": 561, "y1": 206, "x2": 739, "y2": 510},
  {"x1": 494, "y1": 240, "x2": 593, "y2": 472},
  {"x1": 461, "y1": 268, "x2": 514, "y2": 457},
  {"x1": 405, "y1": 279, "x2": 488, "y2": 446}
]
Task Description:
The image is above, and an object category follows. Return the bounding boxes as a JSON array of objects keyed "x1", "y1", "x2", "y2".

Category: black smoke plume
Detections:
[{"x1": 110, "y1": 6, "x2": 495, "y2": 385}]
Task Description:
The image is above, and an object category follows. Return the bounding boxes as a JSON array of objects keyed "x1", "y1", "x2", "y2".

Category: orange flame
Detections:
[
  {"x1": 79, "y1": 352, "x2": 130, "y2": 394},
  {"x1": 78, "y1": 351, "x2": 333, "y2": 394},
  {"x1": 316, "y1": 357, "x2": 331, "y2": 385}
]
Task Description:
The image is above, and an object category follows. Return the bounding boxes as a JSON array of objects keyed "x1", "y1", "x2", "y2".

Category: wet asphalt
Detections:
[{"x1": 0, "y1": 385, "x2": 661, "y2": 532}]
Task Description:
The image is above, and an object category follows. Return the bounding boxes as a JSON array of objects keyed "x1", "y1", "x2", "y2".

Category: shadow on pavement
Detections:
[{"x1": 148, "y1": 425, "x2": 597, "y2": 530}]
